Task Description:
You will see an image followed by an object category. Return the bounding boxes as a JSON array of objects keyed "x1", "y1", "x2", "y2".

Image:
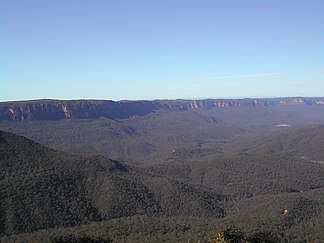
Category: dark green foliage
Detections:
[
  {"x1": 0, "y1": 102, "x2": 324, "y2": 242},
  {"x1": 247, "y1": 231, "x2": 284, "y2": 243},
  {"x1": 0, "y1": 131, "x2": 231, "y2": 240},
  {"x1": 219, "y1": 228, "x2": 246, "y2": 243},
  {"x1": 2, "y1": 105, "x2": 324, "y2": 165},
  {"x1": 1, "y1": 129, "x2": 324, "y2": 241},
  {"x1": 230, "y1": 125, "x2": 324, "y2": 161},
  {"x1": 51, "y1": 234, "x2": 112, "y2": 243}
]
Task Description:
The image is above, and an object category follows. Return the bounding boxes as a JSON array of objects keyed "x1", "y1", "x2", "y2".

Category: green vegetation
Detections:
[
  {"x1": 1, "y1": 105, "x2": 324, "y2": 242},
  {"x1": 2, "y1": 105, "x2": 324, "y2": 165}
]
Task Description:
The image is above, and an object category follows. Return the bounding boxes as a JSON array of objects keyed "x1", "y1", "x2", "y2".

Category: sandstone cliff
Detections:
[{"x1": 0, "y1": 98, "x2": 323, "y2": 121}]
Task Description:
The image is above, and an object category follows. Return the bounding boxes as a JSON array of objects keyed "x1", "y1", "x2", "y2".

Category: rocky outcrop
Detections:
[
  {"x1": 0, "y1": 98, "x2": 323, "y2": 121},
  {"x1": 0, "y1": 100, "x2": 166, "y2": 121},
  {"x1": 160, "y1": 97, "x2": 324, "y2": 109}
]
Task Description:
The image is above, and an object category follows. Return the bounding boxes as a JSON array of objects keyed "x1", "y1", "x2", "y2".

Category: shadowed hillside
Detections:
[
  {"x1": 1, "y1": 130, "x2": 324, "y2": 242},
  {"x1": 0, "y1": 130, "x2": 230, "y2": 238}
]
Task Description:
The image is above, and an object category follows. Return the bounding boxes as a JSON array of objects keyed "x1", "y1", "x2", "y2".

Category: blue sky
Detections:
[{"x1": 1, "y1": 0, "x2": 324, "y2": 101}]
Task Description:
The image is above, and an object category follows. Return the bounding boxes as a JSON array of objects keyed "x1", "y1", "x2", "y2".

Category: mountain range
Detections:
[{"x1": 1, "y1": 97, "x2": 324, "y2": 121}]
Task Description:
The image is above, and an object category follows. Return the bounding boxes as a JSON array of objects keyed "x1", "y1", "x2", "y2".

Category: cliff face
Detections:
[
  {"x1": 0, "y1": 98, "x2": 323, "y2": 121},
  {"x1": 0, "y1": 100, "x2": 165, "y2": 121}
]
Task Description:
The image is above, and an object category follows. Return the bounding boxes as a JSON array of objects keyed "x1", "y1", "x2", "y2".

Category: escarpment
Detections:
[{"x1": 0, "y1": 97, "x2": 323, "y2": 121}]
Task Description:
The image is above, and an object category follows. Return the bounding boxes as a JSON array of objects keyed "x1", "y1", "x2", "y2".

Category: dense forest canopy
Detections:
[{"x1": 1, "y1": 99, "x2": 324, "y2": 242}]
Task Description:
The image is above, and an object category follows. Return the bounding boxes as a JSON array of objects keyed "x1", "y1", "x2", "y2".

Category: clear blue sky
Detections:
[{"x1": 1, "y1": 0, "x2": 323, "y2": 101}]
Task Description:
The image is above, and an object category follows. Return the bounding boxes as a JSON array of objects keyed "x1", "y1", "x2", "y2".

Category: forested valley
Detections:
[{"x1": 1, "y1": 99, "x2": 324, "y2": 242}]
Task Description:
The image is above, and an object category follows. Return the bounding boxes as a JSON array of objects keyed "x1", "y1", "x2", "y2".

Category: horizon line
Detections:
[{"x1": 1, "y1": 96, "x2": 324, "y2": 103}]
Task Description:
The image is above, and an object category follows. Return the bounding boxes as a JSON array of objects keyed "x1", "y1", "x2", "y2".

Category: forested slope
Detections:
[
  {"x1": 1, "y1": 130, "x2": 324, "y2": 242},
  {"x1": 0, "y1": 130, "x2": 230, "y2": 239},
  {"x1": 1, "y1": 99, "x2": 324, "y2": 242}
]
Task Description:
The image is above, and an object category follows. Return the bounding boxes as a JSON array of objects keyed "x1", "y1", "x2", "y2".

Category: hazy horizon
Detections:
[{"x1": 2, "y1": 95, "x2": 324, "y2": 104}]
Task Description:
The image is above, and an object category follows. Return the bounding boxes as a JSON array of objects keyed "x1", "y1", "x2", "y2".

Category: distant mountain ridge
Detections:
[{"x1": 1, "y1": 97, "x2": 324, "y2": 121}]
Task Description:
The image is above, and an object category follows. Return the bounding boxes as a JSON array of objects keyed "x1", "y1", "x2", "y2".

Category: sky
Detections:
[{"x1": 1, "y1": 0, "x2": 324, "y2": 101}]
